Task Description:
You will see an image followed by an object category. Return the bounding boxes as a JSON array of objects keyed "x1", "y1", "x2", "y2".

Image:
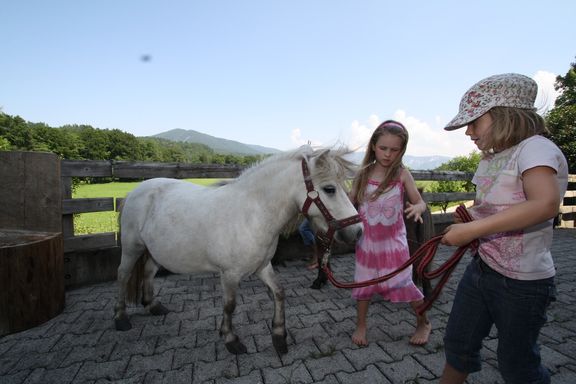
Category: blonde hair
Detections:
[
  {"x1": 483, "y1": 107, "x2": 548, "y2": 155},
  {"x1": 351, "y1": 120, "x2": 408, "y2": 205}
]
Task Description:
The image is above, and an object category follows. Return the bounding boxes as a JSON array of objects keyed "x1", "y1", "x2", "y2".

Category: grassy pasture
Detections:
[
  {"x1": 72, "y1": 179, "x2": 438, "y2": 235},
  {"x1": 73, "y1": 179, "x2": 222, "y2": 235}
]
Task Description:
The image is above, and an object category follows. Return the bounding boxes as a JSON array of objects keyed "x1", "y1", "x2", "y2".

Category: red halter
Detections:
[{"x1": 299, "y1": 159, "x2": 361, "y2": 249}]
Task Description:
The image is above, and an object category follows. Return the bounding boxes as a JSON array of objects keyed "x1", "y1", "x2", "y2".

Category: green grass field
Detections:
[
  {"x1": 73, "y1": 179, "x2": 442, "y2": 235},
  {"x1": 73, "y1": 179, "x2": 223, "y2": 235}
]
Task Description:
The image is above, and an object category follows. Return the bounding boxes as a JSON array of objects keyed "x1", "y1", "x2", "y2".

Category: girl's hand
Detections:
[
  {"x1": 405, "y1": 202, "x2": 424, "y2": 223},
  {"x1": 441, "y1": 222, "x2": 477, "y2": 247},
  {"x1": 453, "y1": 210, "x2": 464, "y2": 223}
]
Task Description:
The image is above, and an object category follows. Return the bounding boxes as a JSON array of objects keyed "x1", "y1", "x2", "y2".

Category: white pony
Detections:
[{"x1": 114, "y1": 146, "x2": 362, "y2": 355}]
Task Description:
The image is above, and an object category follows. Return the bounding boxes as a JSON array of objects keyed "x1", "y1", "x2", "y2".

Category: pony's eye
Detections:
[{"x1": 322, "y1": 185, "x2": 336, "y2": 195}]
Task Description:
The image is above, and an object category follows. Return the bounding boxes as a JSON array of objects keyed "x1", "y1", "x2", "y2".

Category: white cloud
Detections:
[
  {"x1": 343, "y1": 110, "x2": 477, "y2": 158},
  {"x1": 290, "y1": 127, "x2": 323, "y2": 148},
  {"x1": 533, "y1": 70, "x2": 560, "y2": 113},
  {"x1": 290, "y1": 128, "x2": 306, "y2": 146},
  {"x1": 346, "y1": 114, "x2": 379, "y2": 151}
]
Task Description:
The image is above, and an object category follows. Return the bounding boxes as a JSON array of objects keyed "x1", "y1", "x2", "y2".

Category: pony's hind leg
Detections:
[
  {"x1": 114, "y1": 247, "x2": 144, "y2": 331},
  {"x1": 141, "y1": 255, "x2": 169, "y2": 316},
  {"x1": 219, "y1": 273, "x2": 247, "y2": 354},
  {"x1": 257, "y1": 263, "x2": 287, "y2": 354}
]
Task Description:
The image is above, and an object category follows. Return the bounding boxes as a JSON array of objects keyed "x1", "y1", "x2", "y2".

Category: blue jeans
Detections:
[
  {"x1": 444, "y1": 255, "x2": 556, "y2": 384},
  {"x1": 298, "y1": 219, "x2": 315, "y2": 246}
]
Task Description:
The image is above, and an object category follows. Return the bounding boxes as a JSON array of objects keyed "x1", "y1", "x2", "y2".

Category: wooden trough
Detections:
[{"x1": 0, "y1": 230, "x2": 64, "y2": 336}]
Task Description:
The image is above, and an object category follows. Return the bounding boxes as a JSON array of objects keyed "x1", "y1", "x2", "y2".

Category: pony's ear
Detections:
[
  {"x1": 311, "y1": 148, "x2": 331, "y2": 171},
  {"x1": 315, "y1": 148, "x2": 331, "y2": 160},
  {"x1": 299, "y1": 144, "x2": 314, "y2": 160}
]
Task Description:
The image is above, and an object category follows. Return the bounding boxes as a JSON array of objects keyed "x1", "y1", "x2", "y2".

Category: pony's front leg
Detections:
[
  {"x1": 258, "y1": 263, "x2": 287, "y2": 354},
  {"x1": 220, "y1": 273, "x2": 247, "y2": 354}
]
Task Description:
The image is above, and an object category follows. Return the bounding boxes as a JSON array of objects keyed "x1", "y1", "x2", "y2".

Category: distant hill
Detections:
[
  {"x1": 152, "y1": 128, "x2": 451, "y2": 169},
  {"x1": 404, "y1": 154, "x2": 452, "y2": 170},
  {"x1": 152, "y1": 128, "x2": 282, "y2": 156},
  {"x1": 347, "y1": 152, "x2": 451, "y2": 170}
]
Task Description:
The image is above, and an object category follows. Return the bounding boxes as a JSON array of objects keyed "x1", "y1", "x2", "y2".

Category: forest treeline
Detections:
[{"x1": 0, "y1": 113, "x2": 264, "y2": 165}]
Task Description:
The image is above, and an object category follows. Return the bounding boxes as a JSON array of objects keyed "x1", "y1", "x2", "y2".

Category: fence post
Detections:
[{"x1": 0, "y1": 151, "x2": 62, "y2": 232}]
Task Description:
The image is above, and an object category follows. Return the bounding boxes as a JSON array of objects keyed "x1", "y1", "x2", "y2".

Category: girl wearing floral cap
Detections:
[{"x1": 440, "y1": 73, "x2": 568, "y2": 384}]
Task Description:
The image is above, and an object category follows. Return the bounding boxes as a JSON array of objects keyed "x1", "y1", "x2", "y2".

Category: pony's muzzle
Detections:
[{"x1": 335, "y1": 222, "x2": 363, "y2": 244}]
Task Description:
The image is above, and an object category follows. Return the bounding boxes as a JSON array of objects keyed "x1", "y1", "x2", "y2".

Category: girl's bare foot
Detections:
[
  {"x1": 409, "y1": 321, "x2": 431, "y2": 345},
  {"x1": 352, "y1": 326, "x2": 368, "y2": 346},
  {"x1": 307, "y1": 262, "x2": 319, "y2": 270}
]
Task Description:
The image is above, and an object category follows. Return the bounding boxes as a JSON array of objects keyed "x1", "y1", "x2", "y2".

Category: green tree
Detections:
[
  {"x1": 62, "y1": 125, "x2": 111, "y2": 160},
  {"x1": 106, "y1": 129, "x2": 144, "y2": 160},
  {"x1": 0, "y1": 112, "x2": 263, "y2": 167},
  {"x1": 0, "y1": 136, "x2": 10, "y2": 150},
  {"x1": 429, "y1": 152, "x2": 480, "y2": 212},
  {"x1": 0, "y1": 113, "x2": 33, "y2": 149},
  {"x1": 545, "y1": 59, "x2": 576, "y2": 173},
  {"x1": 29, "y1": 122, "x2": 81, "y2": 158}
]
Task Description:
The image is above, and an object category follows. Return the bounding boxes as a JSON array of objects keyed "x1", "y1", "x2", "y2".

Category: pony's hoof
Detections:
[
  {"x1": 115, "y1": 317, "x2": 132, "y2": 331},
  {"x1": 310, "y1": 278, "x2": 327, "y2": 290},
  {"x1": 272, "y1": 334, "x2": 288, "y2": 355},
  {"x1": 149, "y1": 302, "x2": 170, "y2": 316},
  {"x1": 225, "y1": 340, "x2": 248, "y2": 355}
]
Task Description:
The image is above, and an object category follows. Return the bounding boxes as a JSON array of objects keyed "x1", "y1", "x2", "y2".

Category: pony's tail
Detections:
[
  {"x1": 116, "y1": 198, "x2": 126, "y2": 246},
  {"x1": 125, "y1": 251, "x2": 148, "y2": 305}
]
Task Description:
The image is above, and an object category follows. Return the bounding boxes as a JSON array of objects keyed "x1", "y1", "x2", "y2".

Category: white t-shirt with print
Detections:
[{"x1": 470, "y1": 135, "x2": 569, "y2": 280}]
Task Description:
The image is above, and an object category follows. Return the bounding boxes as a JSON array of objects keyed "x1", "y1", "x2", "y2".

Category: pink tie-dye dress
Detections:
[{"x1": 352, "y1": 179, "x2": 424, "y2": 302}]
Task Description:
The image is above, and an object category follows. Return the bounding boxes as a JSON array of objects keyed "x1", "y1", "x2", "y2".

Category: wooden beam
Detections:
[
  {"x1": 64, "y1": 233, "x2": 117, "y2": 252},
  {"x1": 62, "y1": 198, "x2": 114, "y2": 214}
]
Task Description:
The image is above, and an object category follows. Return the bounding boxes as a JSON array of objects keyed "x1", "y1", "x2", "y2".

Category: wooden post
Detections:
[{"x1": 0, "y1": 151, "x2": 62, "y2": 232}]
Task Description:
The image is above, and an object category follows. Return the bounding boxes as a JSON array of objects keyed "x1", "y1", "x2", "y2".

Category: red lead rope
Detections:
[{"x1": 322, "y1": 204, "x2": 478, "y2": 315}]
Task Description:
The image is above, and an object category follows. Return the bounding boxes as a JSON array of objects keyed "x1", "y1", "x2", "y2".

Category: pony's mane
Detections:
[
  {"x1": 224, "y1": 145, "x2": 357, "y2": 236},
  {"x1": 234, "y1": 145, "x2": 356, "y2": 186},
  {"x1": 311, "y1": 147, "x2": 357, "y2": 185}
]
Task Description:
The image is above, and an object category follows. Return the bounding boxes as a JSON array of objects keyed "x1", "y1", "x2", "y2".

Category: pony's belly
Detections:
[{"x1": 150, "y1": 247, "x2": 218, "y2": 274}]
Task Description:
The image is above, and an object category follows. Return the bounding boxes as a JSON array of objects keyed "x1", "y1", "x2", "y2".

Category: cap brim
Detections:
[
  {"x1": 444, "y1": 117, "x2": 470, "y2": 131},
  {"x1": 444, "y1": 123, "x2": 467, "y2": 131},
  {"x1": 444, "y1": 107, "x2": 489, "y2": 131}
]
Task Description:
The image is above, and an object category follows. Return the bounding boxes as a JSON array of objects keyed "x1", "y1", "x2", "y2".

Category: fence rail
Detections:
[
  {"x1": 4, "y1": 152, "x2": 572, "y2": 289},
  {"x1": 54, "y1": 158, "x2": 575, "y2": 287},
  {"x1": 60, "y1": 160, "x2": 244, "y2": 252},
  {"x1": 60, "y1": 160, "x2": 575, "y2": 254}
]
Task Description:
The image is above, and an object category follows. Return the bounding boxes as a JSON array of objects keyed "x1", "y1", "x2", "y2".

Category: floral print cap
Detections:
[{"x1": 444, "y1": 73, "x2": 537, "y2": 131}]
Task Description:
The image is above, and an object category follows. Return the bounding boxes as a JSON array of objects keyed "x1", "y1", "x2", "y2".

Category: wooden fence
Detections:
[
  {"x1": 61, "y1": 161, "x2": 468, "y2": 252},
  {"x1": 60, "y1": 160, "x2": 244, "y2": 252},
  {"x1": 61, "y1": 160, "x2": 576, "y2": 255},
  {"x1": 3, "y1": 152, "x2": 573, "y2": 288},
  {"x1": 55, "y1": 158, "x2": 576, "y2": 287}
]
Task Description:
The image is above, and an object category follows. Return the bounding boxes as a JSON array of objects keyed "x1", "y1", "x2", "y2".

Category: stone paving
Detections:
[{"x1": 1, "y1": 229, "x2": 575, "y2": 384}]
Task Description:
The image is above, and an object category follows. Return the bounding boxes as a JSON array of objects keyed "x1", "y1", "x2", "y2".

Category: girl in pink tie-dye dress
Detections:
[
  {"x1": 353, "y1": 179, "x2": 423, "y2": 302},
  {"x1": 350, "y1": 120, "x2": 431, "y2": 346}
]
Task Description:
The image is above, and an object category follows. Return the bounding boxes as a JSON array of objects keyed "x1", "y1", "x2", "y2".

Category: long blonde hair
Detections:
[
  {"x1": 351, "y1": 120, "x2": 408, "y2": 205},
  {"x1": 483, "y1": 107, "x2": 547, "y2": 155}
]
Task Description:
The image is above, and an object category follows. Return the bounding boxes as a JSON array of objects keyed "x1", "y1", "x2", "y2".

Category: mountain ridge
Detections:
[
  {"x1": 151, "y1": 128, "x2": 451, "y2": 169},
  {"x1": 152, "y1": 128, "x2": 282, "y2": 156}
]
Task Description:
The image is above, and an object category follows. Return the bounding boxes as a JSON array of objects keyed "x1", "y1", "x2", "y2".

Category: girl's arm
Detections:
[
  {"x1": 402, "y1": 168, "x2": 427, "y2": 223},
  {"x1": 441, "y1": 166, "x2": 561, "y2": 246}
]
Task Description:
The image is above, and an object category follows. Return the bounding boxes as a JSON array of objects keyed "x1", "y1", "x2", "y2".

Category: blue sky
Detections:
[{"x1": 1, "y1": 1, "x2": 574, "y2": 157}]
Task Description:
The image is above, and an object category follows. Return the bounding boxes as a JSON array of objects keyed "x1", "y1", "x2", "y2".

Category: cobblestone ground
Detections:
[{"x1": 1, "y1": 229, "x2": 575, "y2": 384}]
